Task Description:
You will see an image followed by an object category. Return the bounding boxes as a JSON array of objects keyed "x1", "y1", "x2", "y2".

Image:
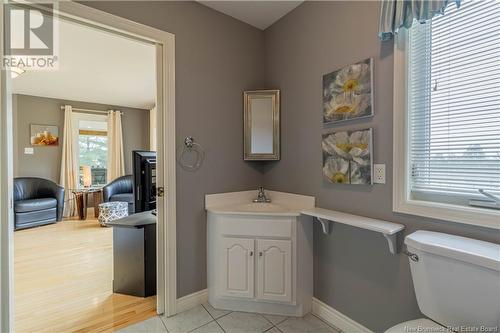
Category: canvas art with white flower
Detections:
[
  {"x1": 323, "y1": 58, "x2": 373, "y2": 123},
  {"x1": 322, "y1": 128, "x2": 373, "y2": 185}
]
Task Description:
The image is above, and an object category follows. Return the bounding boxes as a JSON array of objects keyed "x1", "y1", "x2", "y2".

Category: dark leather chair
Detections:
[
  {"x1": 103, "y1": 175, "x2": 134, "y2": 214},
  {"x1": 14, "y1": 177, "x2": 65, "y2": 231}
]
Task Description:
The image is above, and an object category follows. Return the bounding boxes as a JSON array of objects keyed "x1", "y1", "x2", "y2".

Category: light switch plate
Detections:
[
  {"x1": 373, "y1": 164, "x2": 386, "y2": 184},
  {"x1": 24, "y1": 147, "x2": 34, "y2": 155}
]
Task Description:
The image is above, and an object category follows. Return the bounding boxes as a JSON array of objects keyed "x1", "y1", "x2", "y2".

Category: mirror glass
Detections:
[
  {"x1": 250, "y1": 97, "x2": 273, "y2": 154},
  {"x1": 244, "y1": 90, "x2": 280, "y2": 161}
]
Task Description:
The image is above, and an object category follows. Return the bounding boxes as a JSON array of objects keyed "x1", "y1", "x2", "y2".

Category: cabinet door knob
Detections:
[
  {"x1": 249, "y1": 251, "x2": 253, "y2": 256},
  {"x1": 259, "y1": 252, "x2": 263, "y2": 257}
]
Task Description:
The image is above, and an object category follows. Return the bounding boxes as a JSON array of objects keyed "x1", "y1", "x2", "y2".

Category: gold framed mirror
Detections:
[{"x1": 243, "y1": 90, "x2": 280, "y2": 161}]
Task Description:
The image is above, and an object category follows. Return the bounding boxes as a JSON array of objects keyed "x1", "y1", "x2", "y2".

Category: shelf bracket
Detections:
[
  {"x1": 316, "y1": 217, "x2": 332, "y2": 234},
  {"x1": 383, "y1": 233, "x2": 398, "y2": 255}
]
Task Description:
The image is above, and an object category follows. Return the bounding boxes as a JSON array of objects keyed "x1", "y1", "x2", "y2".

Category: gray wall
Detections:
[
  {"x1": 13, "y1": 94, "x2": 150, "y2": 183},
  {"x1": 263, "y1": 2, "x2": 500, "y2": 332},
  {"x1": 81, "y1": 1, "x2": 266, "y2": 298}
]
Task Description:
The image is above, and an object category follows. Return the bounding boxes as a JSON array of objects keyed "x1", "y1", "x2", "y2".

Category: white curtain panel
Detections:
[
  {"x1": 107, "y1": 110, "x2": 125, "y2": 182},
  {"x1": 150, "y1": 106, "x2": 157, "y2": 151},
  {"x1": 60, "y1": 105, "x2": 78, "y2": 217}
]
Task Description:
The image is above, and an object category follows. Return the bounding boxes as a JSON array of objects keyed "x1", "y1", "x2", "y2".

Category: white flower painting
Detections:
[
  {"x1": 322, "y1": 128, "x2": 373, "y2": 185},
  {"x1": 323, "y1": 58, "x2": 373, "y2": 124}
]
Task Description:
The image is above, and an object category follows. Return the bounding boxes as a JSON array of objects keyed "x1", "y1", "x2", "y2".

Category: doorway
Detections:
[{"x1": 0, "y1": 3, "x2": 177, "y2": 332}]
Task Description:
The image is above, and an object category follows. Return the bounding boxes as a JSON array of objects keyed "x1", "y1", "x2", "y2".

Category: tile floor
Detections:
[{"x1": 119, "y1": 302, "x2": 341, "y2": 333}]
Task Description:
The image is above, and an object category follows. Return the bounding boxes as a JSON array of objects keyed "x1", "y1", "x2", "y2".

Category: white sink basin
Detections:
[
  {"x1": 205, "y1": 190, "x2": 315, "y2": 217},
  {"x1": 234, "y1": 202, "x2": 290, "y2": 213}
]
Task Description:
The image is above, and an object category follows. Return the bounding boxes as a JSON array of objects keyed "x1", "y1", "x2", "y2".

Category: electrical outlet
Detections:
[
  {"x1": 24, "y1": 147, "x2": 34, "y2": 155},
  {"x1": 373, "y1": 164, "x2": 386, "y2": 184}
]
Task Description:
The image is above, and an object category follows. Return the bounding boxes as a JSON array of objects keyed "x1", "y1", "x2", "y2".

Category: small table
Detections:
[{"x1": 71, "y1": 187, "x2": 103, "y2": 220}]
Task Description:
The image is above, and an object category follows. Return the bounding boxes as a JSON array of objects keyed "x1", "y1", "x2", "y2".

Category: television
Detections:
[{"x1": 133, "y1": 150, "x2": 157, "y2": 213}]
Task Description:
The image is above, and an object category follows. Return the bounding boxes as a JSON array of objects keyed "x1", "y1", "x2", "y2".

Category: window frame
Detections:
[
  {"x1": 72, "y1": 112, "x2": 108, "y2": 187},
  {"x1": 393, "y1": 29, "x2": 500, "y2": 230}
]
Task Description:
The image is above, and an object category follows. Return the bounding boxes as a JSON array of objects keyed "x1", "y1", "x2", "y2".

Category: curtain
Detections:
[
  {"x1": 379, "y1": 0, "x2": 461, "y2": 41},
  {"x1": 150, "y1": 106, "x2": 157, "y2": 151},
  {"x1": 107, "y1": 110, "x2": 125, "y2": 182},
  {"x1": 60, "y1": 105, "x2": 78, "y2": 217}
]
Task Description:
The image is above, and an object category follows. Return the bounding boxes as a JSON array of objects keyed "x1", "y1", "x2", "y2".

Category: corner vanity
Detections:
[{"x1": 205, "y1": 190, "x2": 315, "y2": 316}]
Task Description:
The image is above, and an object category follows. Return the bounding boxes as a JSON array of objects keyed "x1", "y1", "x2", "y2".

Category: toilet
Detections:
[{"x1": 386, "y1": 230, "x2": 500, "y2": 333}]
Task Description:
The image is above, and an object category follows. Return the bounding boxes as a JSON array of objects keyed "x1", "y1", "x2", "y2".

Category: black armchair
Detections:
[
  {"x1": 103, "y1": 175, "x2": 134, "y2": 214},
  {"x1": 14, "y1": 177, "x2": 65, "y2": 230}
]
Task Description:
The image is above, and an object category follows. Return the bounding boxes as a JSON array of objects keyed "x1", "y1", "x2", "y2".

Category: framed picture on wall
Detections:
[
  {"x1": 30, "y1": 124, "x2": 59, "y2": 146},
  {"x1": 322, "y1": 58, "x2": 374, "y2": 124},
  {"x1": 322, "y1": 128, "x2": 373, "y2": 185}
]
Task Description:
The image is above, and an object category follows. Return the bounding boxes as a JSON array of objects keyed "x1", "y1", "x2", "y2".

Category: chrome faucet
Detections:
[{"x1": 253, "y1": 186, "x2": 271, "y2": 203}]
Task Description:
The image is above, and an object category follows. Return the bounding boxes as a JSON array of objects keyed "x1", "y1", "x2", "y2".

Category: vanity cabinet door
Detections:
[
  {"x1": 256, "y1": 239, "x2": 292, "y2": 303},
  {"x1": 219, "y1": 237, "x2": 255, "y2": 299}
]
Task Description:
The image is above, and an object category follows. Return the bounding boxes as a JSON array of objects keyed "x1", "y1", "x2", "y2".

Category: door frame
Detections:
[
  {"x1": 0, "y1": 3, "x2": 177, "y2": 331},
  {"x1": 0, "y1": 3, "x2": 15, "y2": 331}
]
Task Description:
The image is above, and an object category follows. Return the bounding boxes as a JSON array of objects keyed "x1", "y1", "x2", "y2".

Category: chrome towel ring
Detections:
[{"x1": 178, "y1": 137, "x2": 205, "y2": 171}]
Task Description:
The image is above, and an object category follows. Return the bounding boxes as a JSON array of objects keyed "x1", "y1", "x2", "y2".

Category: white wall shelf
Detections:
[{"x1": 300, "y1": 207, "x2": 405, "y2": 255}]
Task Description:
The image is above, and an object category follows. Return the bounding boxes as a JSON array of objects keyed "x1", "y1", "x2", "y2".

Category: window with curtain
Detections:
[{"x1": 407, "y1": 0, "x2": 500, "y2": 208}]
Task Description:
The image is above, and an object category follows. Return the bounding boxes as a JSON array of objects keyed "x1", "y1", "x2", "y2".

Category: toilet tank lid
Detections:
[{"x1": 405, "y1": 231, "x2": 500, "y2": 271}]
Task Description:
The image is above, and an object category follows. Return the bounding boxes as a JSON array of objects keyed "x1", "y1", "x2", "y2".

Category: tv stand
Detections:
[{"x1": 107, "y1": 211, "x2": 157, "y2": 297}]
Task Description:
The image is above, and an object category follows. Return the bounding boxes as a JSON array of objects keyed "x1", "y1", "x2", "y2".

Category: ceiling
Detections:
[
  {"x1": 12, "y1": 18, "x2": 156, "y2": 110},
  {"x1": 199, "y1": 1, "x2": 303, "y2": 30},
  {"x1": 13, "y1": 2, "x2": 300, "y2": 108}
]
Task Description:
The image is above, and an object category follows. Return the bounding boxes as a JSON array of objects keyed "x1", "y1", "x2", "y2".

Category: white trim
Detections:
[
  {"x1": 176, "y1": 289, "x2": 208, "y2": 314},
  {"x1": 0, "y1": 3, "x2": 178, "y2": 330},
  {"x1": 0, "y1": 2, "x2": 15, "y2": 330},
  {"x1": 312, "y1": 298, "x2": 373, "y2": 333},
  {"x1": 161, "y1": 34, "x2": 178, "y2": 317},
  {"x1": 392, "y1": 32, "x2": 500, "y2": 230},
  {"x1": 175, "y1": 290, "x2": 374, "y2": 333}
]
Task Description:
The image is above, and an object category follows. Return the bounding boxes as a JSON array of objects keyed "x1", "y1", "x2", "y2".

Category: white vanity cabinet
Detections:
[
  {"x1": 219, "y1": 237, "x2": 255, "y2": 299},
  {"x1": 206, "y1": 190, "x2": 315, "y2": 317},
  {"x1": 219, "y1": 236, "x2": 292, "y2": 303},
  {"x1": 256, "y1": 239, "x2": 292, "y2": 303}
]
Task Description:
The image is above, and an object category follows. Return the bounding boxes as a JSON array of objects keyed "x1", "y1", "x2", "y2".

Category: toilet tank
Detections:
[{"x1": 405, "y1": 231, "x2": 500, "y2": 330}]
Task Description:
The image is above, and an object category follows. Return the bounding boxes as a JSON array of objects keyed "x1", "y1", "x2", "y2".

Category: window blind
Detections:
[{"x1": 408, "y1": 0, "x2": 500, "y2": 205}]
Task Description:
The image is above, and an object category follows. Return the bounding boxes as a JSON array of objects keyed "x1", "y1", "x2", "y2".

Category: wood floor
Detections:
[{"x1": 14, "y1": 217, "x2": 156, "y2": 333}]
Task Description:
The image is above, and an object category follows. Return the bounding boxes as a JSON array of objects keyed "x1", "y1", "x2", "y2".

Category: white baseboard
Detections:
[
  {"x1": 176, "y1": 289, "x2": 208, "y2": 314},
  {"x1": 176, "y1": 291, "x2": 373, "y2": 333},
  {"x1": 312, "y1": 298, "x2": 373, "y2": 333}
]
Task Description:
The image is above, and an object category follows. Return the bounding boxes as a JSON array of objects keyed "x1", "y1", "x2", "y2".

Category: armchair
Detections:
[
  {"x1": 14, "y1": 177, "x2": 65, "y2": 230},
  {"x1": 103, "y1": 175, "x2": 134, "y2": 214}
]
